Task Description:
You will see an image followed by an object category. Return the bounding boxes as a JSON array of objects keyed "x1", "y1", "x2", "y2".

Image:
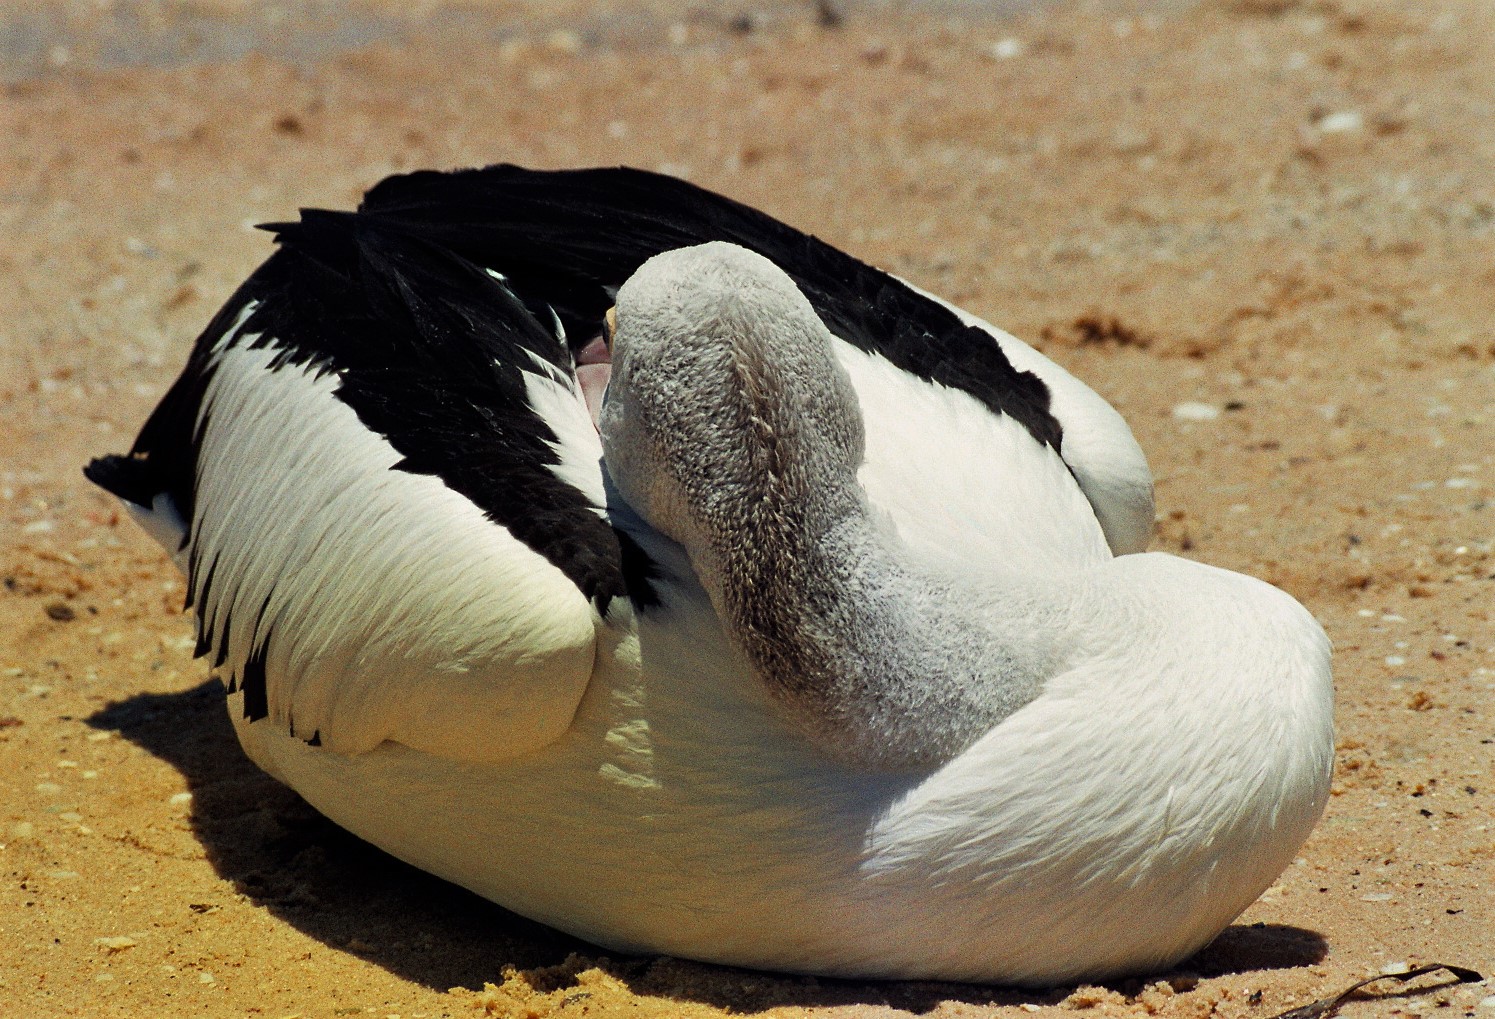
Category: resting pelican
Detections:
[{"x1": 86, "y1": 164, "x2": 1333, "y2": 985}]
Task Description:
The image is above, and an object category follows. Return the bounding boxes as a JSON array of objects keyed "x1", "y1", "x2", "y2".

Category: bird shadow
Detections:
[{"x1": 87, "y1": 679, "x2": 1328, "y2": 1014}]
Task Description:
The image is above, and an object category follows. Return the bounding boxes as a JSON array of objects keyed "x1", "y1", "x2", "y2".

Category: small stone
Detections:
[
  {"x1": 95, "y1": 936, "x2": 137, "y2": 952},
  {"x1": 990, "y1": 37, "x2": 1025, "y2": 59},
  {"x1": 1380, "y1": 961, "x2": 1410, "y2": 975},
  {"x1": 169, "y1": 792, "x2": 193, "y2": 806},
  {"x1": 547, "y1": 29, "x2": 582, "y2": 54},
  {"x1": 1361, "y1": 892, "x2": 1393, "y2": 901},
  {"x1": 45, "y1": 602, "x2": 75, "y2": 621},
  {"x1": 1172, "y1": 402, "x2": 1220, "y2": 422},
  {"x1": 1317, "y1": 110, "x2": 1364, "y2": 134},
  {"x1": 198, "y1": 971, "x2": 216, "y2": 984}
]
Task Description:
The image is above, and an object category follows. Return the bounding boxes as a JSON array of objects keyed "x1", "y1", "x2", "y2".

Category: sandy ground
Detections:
[{"x1": 2, "y1": 0, "x2": 1493, "y2": 1016}]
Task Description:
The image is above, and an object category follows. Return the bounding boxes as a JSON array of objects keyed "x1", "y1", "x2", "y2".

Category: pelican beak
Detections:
[{"x1": 602, "y1": 306, "x2": 617, "y2": 352}]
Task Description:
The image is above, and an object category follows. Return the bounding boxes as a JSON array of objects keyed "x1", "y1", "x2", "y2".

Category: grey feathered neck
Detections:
[{"x1": 601, "y1": 242, "x2": 1062, "y2": 770}]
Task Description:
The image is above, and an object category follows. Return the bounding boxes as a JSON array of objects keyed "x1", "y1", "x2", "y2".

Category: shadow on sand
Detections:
[{"x1": 89, "y1": 679, "x2": 1328, "y2": 1014}]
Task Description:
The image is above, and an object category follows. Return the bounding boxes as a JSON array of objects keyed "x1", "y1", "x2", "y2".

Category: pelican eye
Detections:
[{"x1": 602, "y1": 306, "x2": 617, "y2": 351}]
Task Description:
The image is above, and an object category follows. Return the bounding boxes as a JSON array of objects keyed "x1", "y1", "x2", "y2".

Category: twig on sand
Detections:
[{"x1": 1268, "y1": 963, "x2": 1484, "y2": 1019}]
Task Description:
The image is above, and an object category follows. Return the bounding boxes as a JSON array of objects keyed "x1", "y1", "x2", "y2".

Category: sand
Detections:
[{"x1": 1, "y1": 0, "x2": 1492, "y2": 1015}]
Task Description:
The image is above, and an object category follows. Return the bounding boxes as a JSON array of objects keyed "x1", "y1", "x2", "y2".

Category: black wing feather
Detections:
[
  {"x1": 357, "y1": 164, "x2": 1063, "y2": 451},
  {"x1": 229, "y1": 214, "x2": 654, "y2": 616}
]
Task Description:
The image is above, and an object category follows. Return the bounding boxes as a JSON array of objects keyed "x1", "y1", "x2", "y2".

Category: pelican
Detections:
[{"x1": 86, "y1": 164, "x2": 1333, "y2": 985}]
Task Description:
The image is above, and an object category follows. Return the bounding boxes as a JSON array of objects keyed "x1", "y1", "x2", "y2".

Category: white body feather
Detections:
[
  {"x1": 230, "y1": 545, "x2": 1331, "y2": 984},
  {"x1": 193, "y1": 327, "x2": 600, "y2": 764},
  {"x1": 895, "y1": 277, "x2": 1156, "y2": 557}
]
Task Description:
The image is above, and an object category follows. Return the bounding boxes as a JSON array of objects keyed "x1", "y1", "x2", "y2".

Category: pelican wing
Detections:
[
  {"x1": 87, "y1": 216, "x2": 651, "y2": 763},
  {"x1": 355, "y1": 164, "x2": 1151, "y2": 553},
  {"x1": 359, "y1": 167, "x2": 1058, "y2": 443}
]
